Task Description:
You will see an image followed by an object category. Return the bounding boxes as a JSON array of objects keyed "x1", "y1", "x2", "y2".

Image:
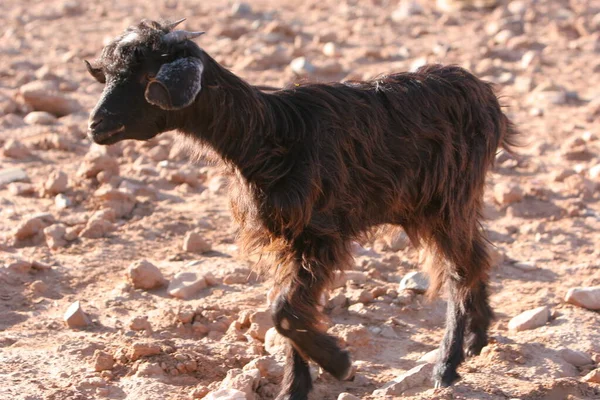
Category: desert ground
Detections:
[{"x1": 1, "y1": 0, "x2": 600, "y2": 399}]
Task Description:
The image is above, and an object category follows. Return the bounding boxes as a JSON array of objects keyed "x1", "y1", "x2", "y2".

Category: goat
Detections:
[{"x1": 86, "y1": 19, "x2": 519, "y2": 400}]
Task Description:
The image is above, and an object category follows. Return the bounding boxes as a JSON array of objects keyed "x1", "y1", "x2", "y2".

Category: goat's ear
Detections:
[
  {"x1": 85, "y1": 60, "x2": 106, "y2": 84},
  {"x1": 144, "y1": 57, "x2": 204, "y2": 110}
]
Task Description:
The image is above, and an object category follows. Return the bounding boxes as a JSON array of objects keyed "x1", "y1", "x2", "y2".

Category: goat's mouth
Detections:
[{"x1": 89, "y1": 125, "x2": 125, "y2": 145}]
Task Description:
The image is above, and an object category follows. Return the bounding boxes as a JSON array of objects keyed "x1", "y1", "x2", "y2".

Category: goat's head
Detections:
[{"x1": 86, "y1": 19, "x2": 205, "y2": 145}]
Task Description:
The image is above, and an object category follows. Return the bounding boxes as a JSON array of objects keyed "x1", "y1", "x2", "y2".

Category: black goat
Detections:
[{"x1": 86, "y1": 19, "x2": 518, "y2": 400}]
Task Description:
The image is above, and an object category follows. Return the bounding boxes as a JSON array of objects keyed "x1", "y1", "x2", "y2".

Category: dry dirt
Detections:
[{"x1": 1, "y1": 0, "x2": 600, "y2": 399}]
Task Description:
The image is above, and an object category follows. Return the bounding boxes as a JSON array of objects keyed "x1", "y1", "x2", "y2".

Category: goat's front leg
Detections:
[{"x1": 272, "y1": 265, "x2": 352, "y2": 400}]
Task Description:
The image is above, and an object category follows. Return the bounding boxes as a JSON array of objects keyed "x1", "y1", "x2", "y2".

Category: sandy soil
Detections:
[{"x1": 1, "y1": 0, "x2": 600, "y2": 399}]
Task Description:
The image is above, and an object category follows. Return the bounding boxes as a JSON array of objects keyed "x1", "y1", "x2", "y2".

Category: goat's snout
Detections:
[{"x1": 88, "y1": 116, "x2": 104, "y2": 131}]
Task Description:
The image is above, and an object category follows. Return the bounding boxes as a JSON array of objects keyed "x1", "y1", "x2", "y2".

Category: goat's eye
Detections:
[{"x1": 144, "y1": 73, "x2": 155, "y2": 82}]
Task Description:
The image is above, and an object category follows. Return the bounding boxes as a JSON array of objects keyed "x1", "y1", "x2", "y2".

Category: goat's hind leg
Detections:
[
  {"x1": 465, "y1": 280, "x2": 494, "y2": 357},
  {"x1": 276, "y1": 345, "x2": 312, "y2": 400}
]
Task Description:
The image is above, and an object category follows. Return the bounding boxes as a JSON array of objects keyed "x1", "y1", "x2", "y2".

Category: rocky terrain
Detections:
[{"x1": 1, "y1": 0, "x2": 600, "y2": 399}]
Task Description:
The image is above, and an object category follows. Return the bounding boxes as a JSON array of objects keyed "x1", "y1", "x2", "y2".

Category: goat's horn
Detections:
[
  {"x1": 162, "y1": 30, "x2": 205, "y2": 44},
  {"x1": 165, "y1": 18, "x2": 186, "y2": 31}
]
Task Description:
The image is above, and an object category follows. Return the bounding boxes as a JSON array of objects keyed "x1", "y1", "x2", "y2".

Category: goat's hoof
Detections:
[
  {"x1": 465, "y1": 337, "x2": 488, "y2": 357},
  {"x1": 323, "y1": 350, "x2": 352, "y2": 380},
  {"x1": 432, "y1": 364, "x2": 460, "y2": 388}
]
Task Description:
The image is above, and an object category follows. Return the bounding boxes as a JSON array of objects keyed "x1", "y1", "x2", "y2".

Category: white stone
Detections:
[
  {"x1": 128, "y1": 260, "x2": 166, "y2": 290},
  {"x1": 24, "y1": 111, "x2": 57, "y2": 125},
  {"x1": 168, "y1": 272, "x2": 208, "y2": 299},
  {"x1": 565, "y1": 287, "x2": 600, "y2": 310},
  {"x1": 508, "y1": 306, "x2": 550, "y2": 331},
  {"x1": 399, "y1": 271, "x2": 429, "y2": 293},
  {"x1": 559, "y1": 349, "x2": 593, "y2": 367},
  {"x1": 290, "y1": 57, "x2": 316, "y2": 75},
  {"x1": 204, "y1": 389, "x2": 247, "y2": 400},
  {"x1": 372, "y1": 363, "x2": 433, "y2": 396},
  {"x1": 64, "y1": 301, "x2": 90, "y2": 328}
]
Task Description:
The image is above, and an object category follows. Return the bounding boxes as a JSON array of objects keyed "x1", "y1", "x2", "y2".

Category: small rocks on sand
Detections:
[
  {"x1": 508, "y1": 306, "x2": 550, "y2": 332},
  {"x1": 399, "y1": 271, "x2": 429, "y2": 293},
  {"x1": 0, "y1": 167, "x2": 28, "y2": 186},
  {"x1": 44, "y1": 171, "x2": 68, "y2": 195},
  {"x1": 167, "y1": 272, "x2": 209, "y2": 299},
  {"x1": 248, "y1": 310, "x2": 274, "y2": 341},
  {"x1": 79, "y1": 218, "x2": 115, "y2": 239},
  {"x1": 183, "y1": 232, "x2": 212, "y2": 253},
  {"x1": 373, "y1": 363, "x2": 433, "y2": 396},
  {"x1": 264, "y1": 327, "x2": 287, "y2": 355},
  {"x1": 44, "y1": 223, "x2": 67, "y2": 249},
  {"x1": 129, "y1": 316, "x2": 152, "y2": 331},
  {"x1": 337, "y1": 393, "x2": 360, "y2": 400},
  {"x1": 93, "y1": 350, "x2": 115, "y2": 372},
  {"x1": 220, "y1": 368, "x2": 260, "y2": 398},
  {"x1": 20, "y1": 80, "x2": 80, "y2": 116},
  {"x1": 204, "y1": 389, "x2": 247, "y2": 400},
  {"x1": 565, "y1": 287, "x2": 600, "y2": 310},
  {"x1": 3, "y1": 139, "x2": 31, "y2": 159},
  {"x1": 418, "y1": 349, "x2": 439, "y2": 364},
  {"x1": 584, "y1": 369, "x2": 600, "y2": 384},
  {"x1": 290, "y1": 57, "x2": 316, "y2": 75},
  {"x1": 24, "y1": 111, "x2": 57, "y2": 125},
  {"x1": 128, "y1": 342, "x2": 161, "y2": 361},
  {"x1": 244, "y1": 356, "x2": 284, "y2": 381},
  {"x1": 494, "y1": 182, "x2": 524, "y2": 205},
  {"x1": 559, "y1": 349, "x2": 593, "y2": 367},
  {"x1": 64, "y1": 301, "x2": 91, "y2": 328},
  {"x1": 14, "y1": 213, "x2": 55, "y2": 241},
  {"x1": 127, "y1": 260, "x2": 166, "y2": 290}
]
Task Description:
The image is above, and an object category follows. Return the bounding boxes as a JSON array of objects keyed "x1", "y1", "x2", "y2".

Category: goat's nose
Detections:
[{"x1": 88, "y1": 116, "x2": 104, "y2": 131}]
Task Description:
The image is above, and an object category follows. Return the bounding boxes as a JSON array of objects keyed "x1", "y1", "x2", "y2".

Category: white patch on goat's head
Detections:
[{"x1": 119, "y1": 32, "x2": 139, "y2": 45}]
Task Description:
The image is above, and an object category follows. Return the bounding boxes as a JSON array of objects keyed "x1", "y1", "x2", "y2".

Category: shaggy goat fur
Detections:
[{"x1": 88, "y1": 19, "x2": 519, "y2": 399}]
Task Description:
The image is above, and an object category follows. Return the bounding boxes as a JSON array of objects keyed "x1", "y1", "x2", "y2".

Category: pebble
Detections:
[
  {"x1": 418, "y1": 349, "x2": 439, "y2": 364},
  {"x1": 55, "y1": 194, "x2": 72, "y2": 209},
  {"x1": 94, "y1": 188, "x2": 136, "y2": 219},
  {"x1": 559, "y1": 349, "x2": 593, "y2": 367},
  {"x1": 0, "y1": 90, "x2": 17, "y2": 116},
  {"x1": 0, "y1": 168, "x2": 28, "y2": 186},
  {"x1": 20, "y1": 80, "x2": 80, "y2": 116},
  {"x1": 44, "y1": 171, "x2": 68, "y2": 195},
  {"x1": 204, "y1": 389, "x2": 247, "y2": 400},
  {"x1": 8, "y1": 182, "x2": 35, "y2": 196},
  {"x1": 388, "y1": 231, "x2": 410, "y2": 251},
  {"x1": 264, "y1": 327, "x2": 286, "y2": 355},
  {"x1": 14, "y1": 213, "x2": 55, "y2": 240},
  {"x1": 220, "y1": 368, "x2": 260, "y2": 398},
  {"x1": 231, "y1": 2, "x2": 252, "y2": 17},
  {"x1": 399, "y1": 271, "x2": 429, "y2": 293},
  {"x1": 129, "y1": 342, "x2": 161, "y2": 361},
  {"x1": 372, "y1": 363, "x2": 433, "y2": 396},
  {"x1": 589, "y1": 164, "x2": 600, "y2": 180},
  {"x1": 322, "y1": 42, "x2": 339, "y2": 57},
  {"x1": 584, "y1": 369, "x2": 600, "y2": 384},
  {"x1": 129, "y1": 316, "x2": 152, "y2": 331},
  {"x1": 244, "y1": 356, "x2": 284, "y2": 381},
  {"x1": 190, "y1": 386, "x2": 210, "y2": 399},
  {"x1": 79, "y1": 218, "x2": 115, "y2": 239},
  {"x1": 248, "y1": 310, "x2": 274, "y2": 341},
  {"x1": 338, "y1": 393, "x2": 360, "y2": 400},
  {"x1": 77, "y1": 154, "x2": 119, "y2": 179},
  {"x1": 7, "y1": 258, "x2": 32, "y2": 273},
  {"x1": 391, "y1": 0, "x2": 423, "y2": 22},
  {"x1": 494, "y1": 182, "x2": 524, "y2": 205},
  {"x1": 64, "y1": 301, "x2": 91, "y2": 328},
  {"x1": 24, "y1": 111, "x2": 57, "y2": 125},
  {"x1": 183, "y1": 232, "x2": 212, "y2": 253},
  {"x1": 167, "y1": 272, "x2": 208, "y2": 299},
  {"x1": 127, "y1": 260, "x2": 166, "y2": 290},
  {"x1": 508, "y1": 306, "x2": 550, "y2": 331},
  {"x1": 3, "y1": 139, "x2": 31, "y2": 159},
  {"x1": 290, "y1": 57, "x2": 316, "y2": 75},
  {"x1": 93, "y1": 350, "x2": 115, "y2": 372},
  {"x1": 565, "y1": 287, "x2": 600, "y2": 310},
  {"x1": 44, "y1": 223, "x2": 67, "y2": 249},
  {"x1": 30, "y1": 280, "x2": 48, "y2": 294},
  {"x1": 136, "y1": 361, "x2": 164, "y2": 376}
]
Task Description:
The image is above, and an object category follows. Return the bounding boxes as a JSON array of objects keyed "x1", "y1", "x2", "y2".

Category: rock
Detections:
[
  {"x1": 167, "y1": 272, "x2": 208, "y2": 299},
  {"x1": 93, "y1": 350, "x2": 115, "y2": 372},
  {"x1": 204, "y1": 389, "x2": 247, "y2": 400},
  {"x1": 208, "y1": 176, "x2": 228, "y2": 193},
  {"x1": 55, "y1": 194, "x2": 72, "y2": 209},
  {"x1": 191, "y1": 386, "x2": 210, "y2": 399},
  {"x1": 418, "y1": 349, "x2": 439, "y2": 364},
  {"x1": 44, "y1": 171, "x2": 68, "y2": 195},
  {"x1": 77, "y1": 154, "x2": 119, "y2": 179},
  {"x1": 323, "y1": 42, "x2": 339, "y2": 57},
  {"x1": 508, "y1": 306, "x2": 550, "y2": 331},
  {"x1": 0, "y1": 168, "x2": 28, "y2": 186},
  {"x1": 248, "y1": 310, "x2": 274, "y2": 341},
  {"x1": 30, "y1": 280, "x2": 48, "y2": 294},
  {"x1": 94, "y1": 188, "x2": 136, "y2": 219},
  {"x1": 183, "y1": 232, "x2": 212, "y2": 253},
  {"x1": 290, "y1": 57, "x2": 316, "y2": 75},
  {"x1": 436, "y1": 0, "x2": 499, "y2": 12},
  {"x1": 373, "y1": 363, "x2": 434, "y2": 396},
  {"x1": 244, "y1": 356, "x2": 284, "y2": 381},
  {"x1": 565, "y1": 287, "x2": 600, "y2": 310},
  {"x1": 44, "y1": 223, "x2": 67, "y2": 249},
  {"x1": 409, "y1": 57, "x2": 428, "y2": 72},
  {"x1": 494, "y1": 182, "x2": 524, "y2": 205},
  {"x1": 127, "y1": 260, "x2": 166, "y2": 290},
  {"x1": 220, "y1": 368, "x2": 260, "y2": 398},
  {"x1": 129, "y1": 316, "x2": 152, "y2": 331},
  {"x1": 264, "y1": 327, "x2": 287, "y2": 355},
  {"x1": 24, "y1": 111, "x2": 57, "y2": 125},
  {"x1": 129, "y1": 342, "x2": 161, "y2": 361},
  {"x1": 338, "y1": 394, "x2": 360, "y2": 400},
  {"x1": 20, "y1": 80, "x2": 80, "y2": 116},
  {"x1": 391, "y1": 0, "x2": 423, "y2": 22},
  {"x1": 2, "y1": 139, "x2": 31, "y2": 159},
  {"x1": 399, "y1": 271, "x2": 429, "y2": 293},
  {"x1": 584, "y1": 369, "x2": 600, "y2": 384},
  {"x1": 231, "y1": 2, "x2": 252, "y2": 16},
  {"x1": 0, "y1": 90, "x2": 17, "y2": 116},
  {"x1": 388, "y1": 231, "x2": 410, "y2": 251},
  {"x1": 6, "y1": 258, "x2": 32, "y2": 273},
  {"x1": 559, "y1": 349, "x2": 593, "y2": 367},
  {"x1": 14, "y1": 213, "x2": 55, "y2": 240},
  {"x1": 136, "y1": 361, "x2": 164, "y2": 376},
  {"x1": 79, "y1": 218, "x2": 115, "y2": 239},
  {"x1": 64, "y1": 301, "x2": 91, "y2": 328},
  {"x1": 8, "y1": 182, "x2": 35, "y2": 196},
  {"x1": 168, "y1": 169, "x2": 204, "y2": 187},
  {"x1": 589, "y1": 164, "x2": 600, "y2": 180}
]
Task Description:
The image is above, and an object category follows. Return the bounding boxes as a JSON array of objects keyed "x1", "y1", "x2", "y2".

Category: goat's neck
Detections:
[{"x1": 175, "y1": 57, "x2": 272, "y2": 181}]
